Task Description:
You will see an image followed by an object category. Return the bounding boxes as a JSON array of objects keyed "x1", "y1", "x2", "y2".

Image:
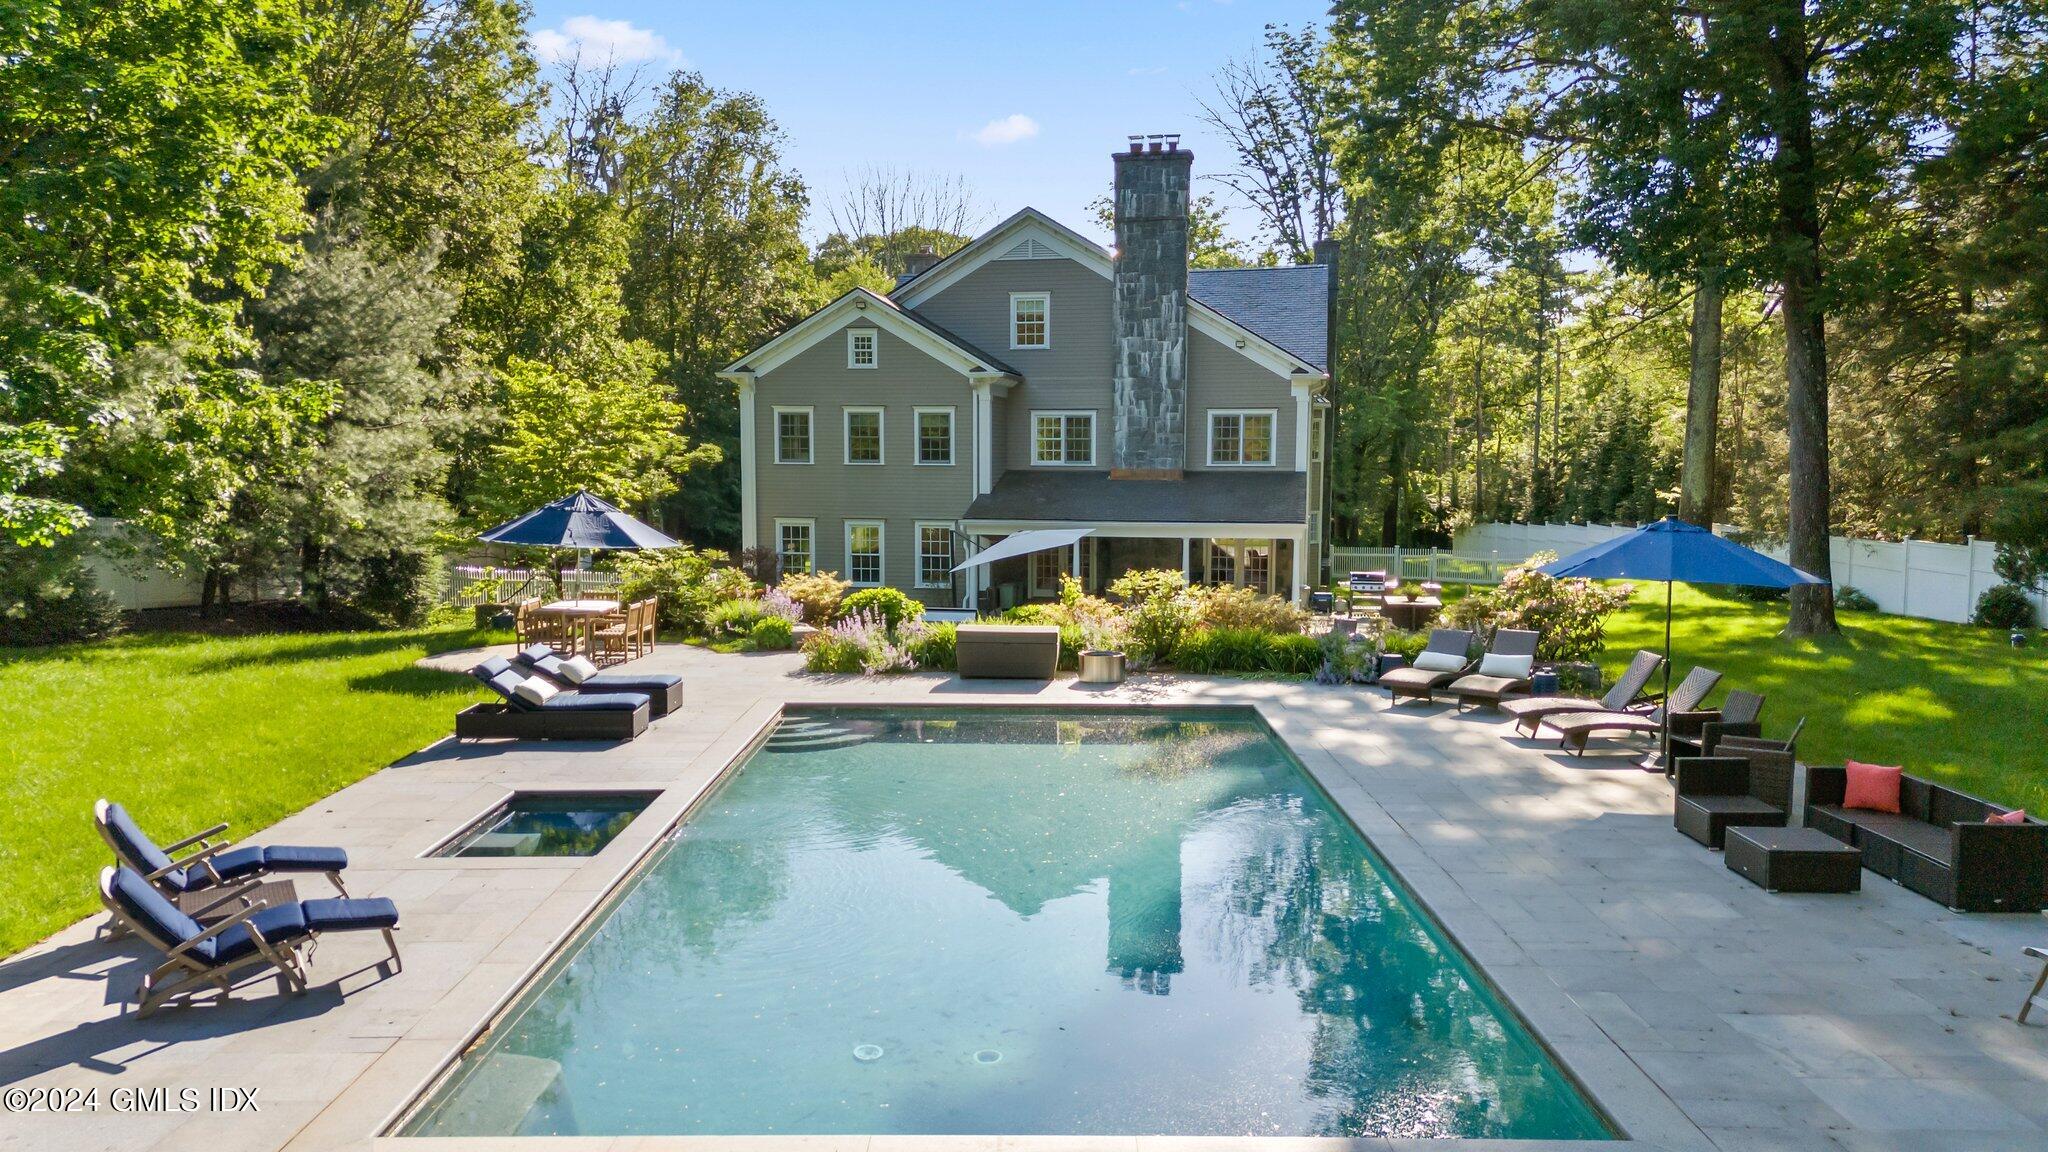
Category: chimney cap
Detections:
[{"x1": 1122, "y1": 133, "x2": 1182, "y2": 155}]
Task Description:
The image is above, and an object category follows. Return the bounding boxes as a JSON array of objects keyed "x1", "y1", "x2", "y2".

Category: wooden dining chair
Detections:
[
  {"x1": 589, "y1": 604, "x2": 632, "y2": 666},
  {"x1": 512, "y1": 598, "x2": 543, "y2": 647},
  {"x1": 634, "y1": 598, "x2": 658, "y2": 657}
]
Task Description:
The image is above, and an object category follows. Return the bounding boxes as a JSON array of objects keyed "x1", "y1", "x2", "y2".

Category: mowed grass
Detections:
[
  {"x1": 1600, "y1": 584, "x2": 2048, "y2": 812},
  {"x1": 0, "y1": 626, "x2": 495, "y2": 956}
]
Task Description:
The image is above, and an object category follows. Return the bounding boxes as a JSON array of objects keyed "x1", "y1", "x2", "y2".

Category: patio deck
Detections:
[{"x1": 2, "y1": 643, "x2": 2045, "y2": 1152}]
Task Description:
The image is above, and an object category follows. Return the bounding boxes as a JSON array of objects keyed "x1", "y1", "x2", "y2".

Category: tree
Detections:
[
  {"x1": 823, "y1": 167, "x2": 987, "y2": 275},
  {"x1": 1198, "y1": 24, "x2": 1343, "y2": 262},
  {"x1": 1087, "y1": 193, "x2": 1267, "y2": 269}
]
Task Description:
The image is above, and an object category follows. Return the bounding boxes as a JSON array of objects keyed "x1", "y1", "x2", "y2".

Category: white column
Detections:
[
  {"x1": 1182, "y1": 537, "x2": 1192, "y2": 581},
  {"x1": 736, "y1": 377, "x2": 758, "y2": 550},
  {"x1": 1071, "y1": 541, "x2": 1082, "y2": 581},
  {"x1": 1290, "y1": 532, "x2": 1308, "y2": 602}
]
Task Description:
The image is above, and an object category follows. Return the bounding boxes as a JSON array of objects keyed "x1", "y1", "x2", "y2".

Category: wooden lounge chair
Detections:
[
  {"x1": 95, "y1": 800, "x2": 350, "y2": 898},
  {"x1": 510, "y1": 644, "x2": 683, "y2": 716},
  {"x1": 1544, "y1": 666, "x2": 1725, "y2": 756},
  {"x1": 457, "y1": 662, "x2": 650, "y2": 741},
  {"x1": 1449, "y1": 629, "x2": 1541, "y2": 711},
  {"x1": 100, "y1": 865, "x2": 399, "y2": 1017},
  {"x1": 1500, "y1": 649, "x2": 1665, "y2": 738},
  {"x1": 1379, "y1": 628, "x2": 1476, "y2": 704}
]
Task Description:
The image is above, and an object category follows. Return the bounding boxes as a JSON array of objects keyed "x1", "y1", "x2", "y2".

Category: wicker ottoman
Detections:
[{"x1": 1725, "y1": 826, "x2": 1862, "y2": 894}]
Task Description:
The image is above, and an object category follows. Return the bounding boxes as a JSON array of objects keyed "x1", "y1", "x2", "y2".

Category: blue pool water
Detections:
[{"x1": 404, "y1": 709, "x2": 1611, "y2": 1140}]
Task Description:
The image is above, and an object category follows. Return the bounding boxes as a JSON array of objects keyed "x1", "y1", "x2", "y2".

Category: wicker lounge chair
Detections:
[
  {"x1": 1500, "y1": 649, "x2": 1665, "y2": 738},
  {"x1": 1545, "y1": 666, "x2": 1724, "y2": 756},
  {"x1": 95, "y1": 800, "x2": 349, "y2": 898},
  {"x1": 1807, "y1": 766, "x2": 2048, "y2": 912},
  {"x1": 1379, "y1": 628, "x2": 1476, "y2": 704},
  {"x1": 457, "y1": 662, "x2": 649, "y2": 741},
  {"x1": 100, "y1": 865, "x2": 400, "y2": 1017},
  {"x1": 1673, "y1": 745, "x2": 1796, "y2": 848},
  {"x1": 1449, "y1": 629, "x2": 1541, "y2": 711},
  {"x1": 1666, "y1": 689, "x2": 1766, "y2": 762},
  {"x1": 511, "y1": 644, "x2": 683, "y2": 716}
]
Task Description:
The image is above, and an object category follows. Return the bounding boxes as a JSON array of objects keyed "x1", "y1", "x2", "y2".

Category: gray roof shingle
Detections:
[
  {"x1": 1189, "y1": 265, "x2": 1330, "y2": 372},
  {"x1": 963, "y1": 470, "x2": 1307, "y2": 526}
]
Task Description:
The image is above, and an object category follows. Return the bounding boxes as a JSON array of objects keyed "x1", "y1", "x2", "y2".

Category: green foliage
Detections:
[
  {"x1": 906, "y1": 621, "x2": 957, "y2": 670},
  {"x1": 837, "y1": 587, "x2": 924, "y2": 630},
  {"x1": 748, "y1": 615, "x2": 795, "y2": 651},
  {"x1": 1315, "y1": 629, "x2": 1378, "y2": 684},
  {"x1": 613, "y1": 548, "x2": 752, "y2": 634},
  {"x1": 1380, "y1": 629, "x2": 1432, "y2": 662},
  {"x1": 779, "y1": 570, "x2": 850, "y2": 625},
  {"x1": 1974, "y1": 584, "x2": 2038, "y2": 631},
  {"x1": 0, "y1": 540, "x2": 124, "y2": 646},
  {"x1": 1173, "y1": 628, "x2": 1324, "y2": 675},
  {"x1": 1834, "y1": 586, "x2": 1879, "y2": 613},
  {"x1": 802, "y1": 634, "x2": 865, "y2": 674},
  {"x1": 1196, "y1": 584, "x2": 1308, "y2": 634},
  {"x1": 346, "y1": 547, "x2": 447, "y2": 627},
  {"x1": 1444, "y1": 556, "x2": 1635, "y2": 663},
  {"x1": 1107, "y1": 568, "x2": 1200, "y2": 665},
  {"x1": 708, "y1": 598, "x2": 769, "y2": 638}
]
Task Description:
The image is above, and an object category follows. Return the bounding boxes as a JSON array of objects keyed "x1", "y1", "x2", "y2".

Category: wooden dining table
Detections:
[{"x1": 535, "y1": 598, "x2": 621, "y2": 657}]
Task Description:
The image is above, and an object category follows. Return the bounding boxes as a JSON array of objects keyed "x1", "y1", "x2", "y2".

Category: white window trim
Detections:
[
  {"x1": 1207, "y1": 408, "x2": 1279, "y2": 468},
  {"x1": 843, "y1": 406, "x2": 885, "y2": 466},
  {"x1": 914, "y1": 521, "x2": 954, "y2": 588},
  {"x1": 774, "y1": 518, "x2": 816, "y2": 575},
  {"x1": 913, "y1": 406, "x2": 956, "y2": 466},
  {"x1": 772, "y1": 405, "x2": 814, "y2": 465},
  {"x1": 845, "y1": 520, "x2": 885, "y2": 588},
  {"x1": 1030, "y1": 409, "x2": 1095, "y2": 467},
  {"x1": 846, "y1": 328, "x2": 878, "y2": 369},
  {"x1": 1009, "y1": 291, "x2": 1051, "y2": 350}
]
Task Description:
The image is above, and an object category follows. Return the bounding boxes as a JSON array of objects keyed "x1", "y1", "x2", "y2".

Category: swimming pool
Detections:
[{"x1": 402, "y1": 708, "x2": 1611, "y2": 1140}]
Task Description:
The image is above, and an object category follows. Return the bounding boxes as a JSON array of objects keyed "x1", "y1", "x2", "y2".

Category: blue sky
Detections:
[{"x1": 523, "y1": 0, "x2": 1329, "y2": 246}]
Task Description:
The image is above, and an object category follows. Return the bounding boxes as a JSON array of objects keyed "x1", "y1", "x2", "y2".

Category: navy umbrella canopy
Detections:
[
  {"x1": 478, "y1": 491, "x2": 678, "y2": 551},
  {"x1": 1540, "y1": 517, "x2": 1823, "y2": 759}
]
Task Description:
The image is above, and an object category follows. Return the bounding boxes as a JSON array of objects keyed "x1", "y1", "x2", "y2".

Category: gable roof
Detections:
[
  {"x1": 719, "y1": 287, "x2": 1020, "y2": 381},
  {"x1": 1189, "y1": 266, "x2": 1329, "y2": 373}
]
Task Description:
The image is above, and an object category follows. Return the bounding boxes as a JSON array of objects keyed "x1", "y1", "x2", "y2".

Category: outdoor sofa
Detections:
[
  {"x1": 1449, "y1": 628, "x2": 1541, "y2": 711},
  {"x1": 100, "y1": 865, "x2": 400, "y2": 1017},
  {"x1": 1543, "y1": 666, "x2": 1725, "y2": 756},
  {"x1": 95, "y1": 799, "x2": 350, "y2": 898},
  {"x1": 459, "y1": 661, "x2": 650, "y2": 741},
  {"x1": 1500, "y1": 649, "x2": 1665, "y2": 737},
  {"x1": 1807, "y1": 766, "x2": 2048, "y2": 912},
  {"x1": 1673, "y1": 745, "x2": 1796, "y2": 849},
  {"x1": 1379, "y1": 628, "x2": 1476, "y2": 704},
  {"x1": 955, "y1": 624, "x2": 1060, "y2": 679},
  {"x1": 511, "y1": 644, "x2": 683, "y2": 716}
]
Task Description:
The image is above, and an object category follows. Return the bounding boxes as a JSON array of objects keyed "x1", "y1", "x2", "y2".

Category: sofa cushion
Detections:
[
  {"x1": 1844, "y1": 760, "x2": 1903, "y2": 813},
  {"x1": 1680, "y1": 794, "x2": 1785, "y2": 819},
  {"x1": 1989, "y1": 809, "x2": 2028, "y2": 825},
  {"x1": 1823, "y1": 807, "x2": 1955, "y2": 865}
]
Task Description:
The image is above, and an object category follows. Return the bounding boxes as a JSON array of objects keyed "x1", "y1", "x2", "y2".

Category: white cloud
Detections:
[
  {"x1": 963, "y1": 113, "x2": 1041, "y2": 147},
  {"x1": 532, "y1": 16, "x2": 680, "y2": 65}
]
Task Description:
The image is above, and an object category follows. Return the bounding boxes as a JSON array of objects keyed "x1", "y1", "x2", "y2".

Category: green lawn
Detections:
[
  {"x1": 1600, "y1": 584, "x2": 2048, "y2": 812},
  {"x1": 0, "y1": 625, "x2": 495, "y2": 956}
]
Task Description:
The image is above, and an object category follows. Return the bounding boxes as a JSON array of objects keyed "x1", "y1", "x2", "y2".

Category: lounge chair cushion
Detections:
[
  {"x1": 102, "y1": 804, "x2": 178, "y2": 877},
  {"x1": 1412, "y1": 650, "x2": 1465, "y2": 674},
  {"x1": 301, "y1": 897, "x2": 400, "y2": 934},
  {"x1": 1452, "y1": 674, "x2": 1522, "y2": 700},
  {"x1": 1844, "y1": 760, "x2": 1903, "y2": 813},
  {"x1": 1551, "y1": 710, "x2": 1661, "y2": 734},
  {"x1": 200, "y1": 845, "x2": 271, "y2": 884},
  {"x1": 204, "y1": 904, "x2": 311, "y2": 965},
  {"x1": 1478, "y1": 652, "x2": 1534, "y2": 679},
  {"x1": 511, "y1": 677, "x2": 560, "y2": 707},
  {"x1": 257, "y1": 844, "x2": 350, "y2": 873},
  {"x1": 109, "y1": 866, "x2": 204, "y2": 949},
  {"x1": 154, "y1": 844, "x2": 350, "y2": 893},
  {"x1": 557, "y1": 656, "x2": 599, "y2": 684},
  {"x1": 538, "y1": 690, "x2": 648, "y2": 713},
  {"x1": 1500, "y1": 695, "x2": 1597, "y2": 719}
]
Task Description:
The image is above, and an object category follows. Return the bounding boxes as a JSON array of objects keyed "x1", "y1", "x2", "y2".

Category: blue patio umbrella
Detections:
[
  {"x1": 1540, "y1": 517, "x2": 1825, "y2": 755},
  {"x1": 479, "y1": 490, "x2": 678, "y2": 552}
]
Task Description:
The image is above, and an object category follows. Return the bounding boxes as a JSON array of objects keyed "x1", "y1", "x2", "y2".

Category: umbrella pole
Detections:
[{"x1": 1661, "y1": 579, "x2": 1674, "y2": 774}]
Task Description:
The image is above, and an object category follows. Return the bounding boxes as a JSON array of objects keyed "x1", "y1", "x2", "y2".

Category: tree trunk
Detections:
[
  {"x1": 1766, "y1": 2, "x2": 1838, "y2": 635},
  {"x1": 1380, "y1": 437, "x2": 1405, "y2": 547},
  {"x1": 200, "y1": 568, "x2": 221, "y2": 619},
  {"x1": 1679, "y1": 270, "x2": 1725, "y2": 525},
  {"x1": 301, "y1": 538, "x2": 326, "y2": 613}
]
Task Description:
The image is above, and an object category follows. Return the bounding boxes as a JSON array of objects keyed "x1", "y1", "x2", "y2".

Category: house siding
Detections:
[
  {"x1": 1186, "y1": 328, "x2": 1300, "y2": 472},
  {"x1": 751, "y1": 321, "x2": 977, "y2": 601}
]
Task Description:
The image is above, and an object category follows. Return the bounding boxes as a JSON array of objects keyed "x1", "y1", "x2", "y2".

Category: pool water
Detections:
[
  {"x1": 433, "y1": 792, "x2": 653, "y2": 858},
  {"x1": 404, "y1": 709, "x2": 1610, "y2": 1140}
]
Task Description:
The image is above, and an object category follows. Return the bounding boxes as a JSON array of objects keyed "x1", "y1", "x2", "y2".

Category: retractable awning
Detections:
[{"x1": 951, "y1": 528, "x2": 1093, "y2": 573}]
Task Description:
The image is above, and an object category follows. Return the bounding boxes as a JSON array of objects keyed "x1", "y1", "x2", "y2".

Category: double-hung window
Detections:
[
  {"x1": 915, "y1": 407, "x2": 954, "y2": 465},
  {"x1": 1032, "y1": 411, "x2": 1094, "y2": 466},
  {"x1": 916, "y1": 523, "x2": 953, "y2": 588},
  {"x1": 844, "y1": 407, "x2": 884, "y2": 465},
  {"x1": 1010, "y1": 293, "x2": 1050, "y2": 349},
  {"x1": 846, "y1": 328, "x2": 878, "y2": 368},
  {"x1": 774, "y1": 407, "x2": 813, "y2": 464},
  {"x1": 1209, "y1": 410, "x2": 1276, "y2": 466},
  {"x1": 845, "y1": 521, "x2": 884, "y2": 587},
  {"x1": 776, "y1": 520, "x2": 814, "y2": 576}
]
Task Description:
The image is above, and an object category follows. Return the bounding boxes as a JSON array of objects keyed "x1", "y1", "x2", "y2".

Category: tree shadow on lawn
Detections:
[
  {"x1": 186, "y1": 628, "x2": 492, "y2": 675},
  {"x1": 346, "y1": 665, "x2": 486, "y2": 699}
]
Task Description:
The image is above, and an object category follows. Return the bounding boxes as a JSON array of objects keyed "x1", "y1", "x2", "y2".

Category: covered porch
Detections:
[{"x1": 956, "y1": 522, "x2": 1308, "y2": 612}]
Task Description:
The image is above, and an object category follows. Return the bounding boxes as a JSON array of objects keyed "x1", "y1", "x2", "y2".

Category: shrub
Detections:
[
  {"x1": 779, "y1": 570, "x2": 849, "y2": 625},
  {"x1": 906, "y1": 620, "x2": 957, "y2": 670},
  {"x1": 1974, "y1": 583, "x2": 2038, "y2": 630},
  {"x1": 341, "y1": 547, "x2": 446, "y2": 626},
  {"x1": 737, "y1": 544, "x2": 781, "y2": 585},
  {"x1": 1443, "y1": 554, "x2": 1634, "y2": 663},
  {"x1": 1263, "y1": 632, "x2": 1325, "y2": 674},
  {"x1": 749, "y1": 616, "x2": 795, "y2": 650},
  {"x1": 802, "y1": 632, "x2": 864, "y2": 673},
  {"x1": 803, "y1": 609, "x2": 913, "y2": 674},
  {"x1": 837, "y1": 586, "x2": 923, "y2": 629},
  {"x1": 1314, "y1": 629, "x2": 1376, "y2": 684},
  {"x1": 1108, "y1": 567, "x2": 1199, "y2": 665},
  {"x1": 1380, "y1": 628, "x2": 1432, "y2": 662},
  {"x1": 1196, "y1": 584, "x2": 1307, "y2": 634},
  {"x1": 0, "y1": 541, "x2": 124, "y2": 646},
  {"x1": 615, "y1": 548, "x2": 754, "y2": 634},
  {"x1": 1834, "y1": 585, "x2": 1878, "y2": 613},
  {"x1": 1172, "y1": 628, "x2": 1323, "y2": 675},
  {"x1": 758, "y1": 588, "x2": 802, "y2": 623},
  {"x1": 1004, "y1": 603, "x2": 1060, "y2": 624},
  {"x1": 707, "y1": 598, "x2": 768, "y2": 637},
  {"x1": 1731, "y1": 583, "x2": 1788, "y2": 603}
]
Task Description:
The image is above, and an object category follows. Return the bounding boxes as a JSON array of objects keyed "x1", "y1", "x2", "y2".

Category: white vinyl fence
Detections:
[{"x1": 1442, "y1": 522, "x2": 2046, "y2": 626}]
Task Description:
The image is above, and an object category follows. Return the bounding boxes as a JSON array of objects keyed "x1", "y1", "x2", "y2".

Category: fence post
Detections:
[
  {"x1": 1430, "y1": 549, "x2": 1439, "y2": 580},
  {"x1": 1964, "y1": 536, "x2": 1978, "y2": 619},
  {"x1": 1900, "y1": 537, "x2": 1912, "y2": 617}
]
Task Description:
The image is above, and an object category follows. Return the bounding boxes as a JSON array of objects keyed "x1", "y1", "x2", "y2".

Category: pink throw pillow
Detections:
[
  {"x1": 1842, "y1": 761, "x2": 1903, "y2": 814},
  {"x1": 1988, "y1": 809, "x2": 2027, "y2": 825}
]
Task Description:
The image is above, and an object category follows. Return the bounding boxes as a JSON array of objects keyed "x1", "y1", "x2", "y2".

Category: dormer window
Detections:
[
  {"x1": 1010, "y1": 293, "x2": 1050, "y2": 349},
  {"x1": 846, "y1": 328, "x2": 878, "y2": 369}
]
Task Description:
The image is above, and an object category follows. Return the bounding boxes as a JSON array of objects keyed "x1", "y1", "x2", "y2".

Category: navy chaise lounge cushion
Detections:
[
  {"x1": 470, "y1": 658, "x2": 647, "y2": 713},
  {"x1": 515, "y1": 645, "x2": 683, "y2": 692},
  {"x1": 103, "y1": 803, "x2": 349, "y2": 894},
  {"x1": 109, "y1": 866, "x2": 398, "y2": 966},
  {"x1": 302, "y1": 897, "x2": 401, "y2": 934}
]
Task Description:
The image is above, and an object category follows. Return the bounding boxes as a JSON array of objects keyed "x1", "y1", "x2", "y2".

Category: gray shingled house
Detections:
[{"x1": 720, "y1": 138, "x2": 1332, "y2": 611}]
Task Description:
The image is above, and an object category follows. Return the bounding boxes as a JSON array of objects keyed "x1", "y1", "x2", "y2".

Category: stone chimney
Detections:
[
  {"x1": 1110, "y1": 134, "x2": 1192, "y2": 479},
  {"x1": 894, "y1": 249, "x2": 942, "y2": 290}
]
